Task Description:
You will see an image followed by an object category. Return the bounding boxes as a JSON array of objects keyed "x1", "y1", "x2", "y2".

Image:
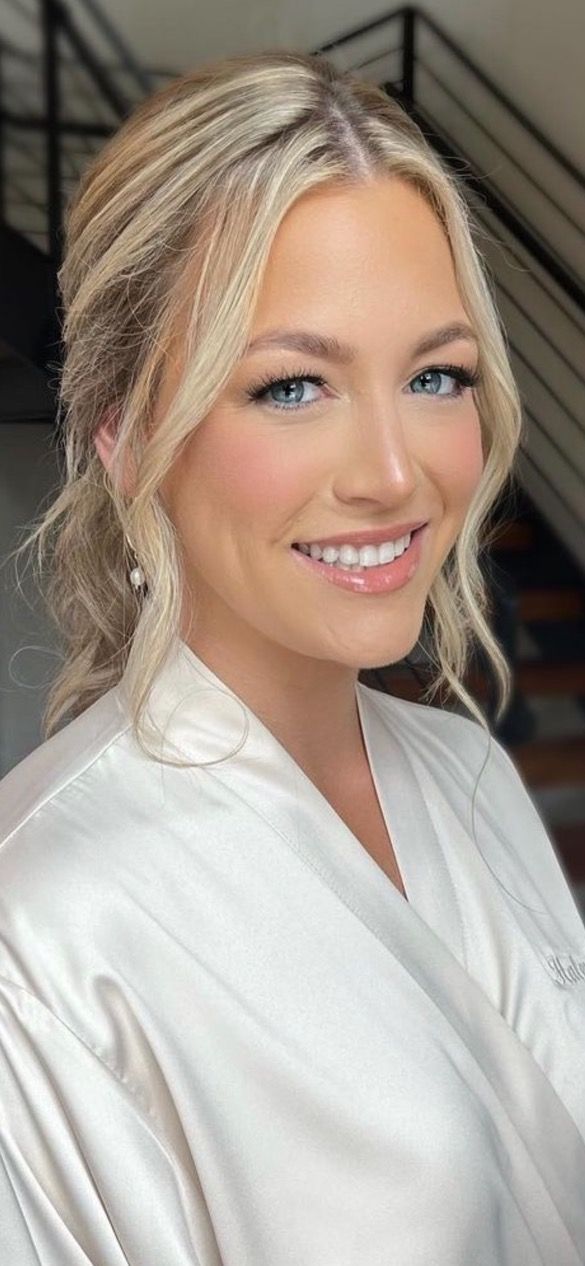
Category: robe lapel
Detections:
[{"x1": 140, "y1": 638, "x2": 585, "y2": 1258}]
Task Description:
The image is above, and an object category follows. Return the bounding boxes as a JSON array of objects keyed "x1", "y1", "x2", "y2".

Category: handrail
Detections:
[
  {"x1": 74, "y1": 0, "x2": 153, "y2": 96},
  {"x1": 418, "y1": 10, "x2": 584, "y2": 191},
  {"x1": 317, "y1": 4, "x2": 584, "y2": 191},
  {"x1": 3, "y1": 1, "x2": 583, "y2": 294},
  {"x1": 418, "y1": 57, "x2": 583, "y2": 239},
  {"x1": 49, "y1": 0, "x2": 129, "y2": 119},
  {"x1": 0, "y1": 1, "x2": 583, "y2": 576},
  {"x1": 1, "y1": 108, "x2": 112, "y2": 138},
  {"x1": 408, "y1": 104, "x2": 585, "y2": 312},
  {"x1": 317, "y1": 5, "x2": 407, "y2": 53},
  {"x1": 318, "y1": 5, "x2": 585, "y2": 569},
  {"x1": 520, "y1": 440, "x2": 583, "y2": 539},
  {"x1": 494, "y1": 275, "x2": 585, "y2": 387},
  {"x1": 484, "y1": 235, "x2": 585, "y2": 337},
  {"x1": 42, "y1": 0, "x2": 60, "y2": 270},
  {"x1": 314, "y1": 7, "x2": 585, "y2": 322},
  {"x1": 39, "y1": 0, "x2": 129, "y2": 262}
]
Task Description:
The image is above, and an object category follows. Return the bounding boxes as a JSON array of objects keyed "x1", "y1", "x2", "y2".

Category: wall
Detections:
[
  {"x1": 0, "y1": 424, "x2": 61, "y2": 777},
  {"x1": 1, "y1": 0, "x2": 583, "y2": 774},
  {"x1": 75, "y1": 0, "x2": 584, "y2": 170}
]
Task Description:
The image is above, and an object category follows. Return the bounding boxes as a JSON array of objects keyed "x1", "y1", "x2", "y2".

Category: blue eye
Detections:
[
  {"x1": 245, "y1": 363, "x2": 481, "y2": 413},
  {"x1": 410, "y1": 367, "x2": 479, "y2": 397},
  {"x1": 245, "y1": 370, "x2": 326, "y2": 411}
]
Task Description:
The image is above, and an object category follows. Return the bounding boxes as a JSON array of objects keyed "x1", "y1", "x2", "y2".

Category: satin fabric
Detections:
[{"x1": 0, "y1": 635, "x2": 584, "y2": 1264}]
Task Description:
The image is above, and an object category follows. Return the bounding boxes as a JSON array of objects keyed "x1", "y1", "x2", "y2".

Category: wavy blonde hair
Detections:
[{"x1": 11, "y1": 48, "x2": 523, "y2": 763}]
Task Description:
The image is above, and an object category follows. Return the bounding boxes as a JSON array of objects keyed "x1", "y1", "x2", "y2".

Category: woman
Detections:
[{"x1": 1, "y1": 49, "x2": 584, "y2": 1265}]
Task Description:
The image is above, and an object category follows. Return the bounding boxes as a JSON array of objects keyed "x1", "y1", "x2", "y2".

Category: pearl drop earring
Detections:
[{"x1": 126, "y1": 536, "x2": 146, "y2": 591}]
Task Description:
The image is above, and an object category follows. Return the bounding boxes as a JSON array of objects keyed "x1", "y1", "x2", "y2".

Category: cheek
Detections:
[
  {"x1": 190, "y1": 424, "x2": 310, "y2": 524},
  {"x1": 226, "y1": 440, "x2": 295, "y2": 515},
  {"x1": 431, "y1": 414, "x2": 484, "y2": 504}
]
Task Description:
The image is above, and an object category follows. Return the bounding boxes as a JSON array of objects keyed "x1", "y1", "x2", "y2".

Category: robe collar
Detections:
[
  {"x1": 128, "y1": 634, "x2": 465, "y2": 932},
  {"x1": 118, "y1": 634, "x2": 585, "y2": 1253}
]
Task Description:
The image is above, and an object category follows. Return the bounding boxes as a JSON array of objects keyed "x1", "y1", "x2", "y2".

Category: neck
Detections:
[{"x1": 181, "y1": 624, "x2": 367, "y2": 777}]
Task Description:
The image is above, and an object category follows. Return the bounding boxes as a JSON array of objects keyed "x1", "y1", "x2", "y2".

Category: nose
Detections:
[{"x1": 333, "y1": 398, "x2": 419, "y2": 507}]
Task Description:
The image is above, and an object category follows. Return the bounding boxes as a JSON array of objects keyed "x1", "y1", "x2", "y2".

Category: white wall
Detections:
[
  {"x1": 76, "y1": 0, "x2": 584, "y2": 171},
  {"x1": 1, "y1": 0, "x2": 583, "y2": 775}
]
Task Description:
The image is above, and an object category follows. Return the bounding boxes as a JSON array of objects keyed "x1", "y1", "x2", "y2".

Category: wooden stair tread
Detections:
[
  {"x1": 379, "y1": 660, "x2": 585, "y2": 700},
  {"x1": 548, "y1": 821, "x2": 585, "y2": 882},
  {"x1": 489, "y1": 520, "x2": 537, "y2": 550},
  {"x1": 504, "y1": 734, "x2": 585, "y2": 787},
  {"x1": 519, "y1": 588, "x2": 585, "y2": 621},
  {"x1": 371, "y1": 495, "x2": 585, "y2": 820},
  {"x1": 513, "y1": 661, "x2": 585, "y2": 695}
]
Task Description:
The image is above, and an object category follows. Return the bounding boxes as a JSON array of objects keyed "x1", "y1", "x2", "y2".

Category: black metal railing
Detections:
[
  {"x1": 0, "y1": 2, "x2": 583, "y2": 570},
  {"x1": 317, "y1": 6, "x2": 585, "y2": 567},
  {"x1": 319, "y1": 7, "x2": 584, "y2": 269},
  {"x1": 0, "y1": 0, "x2": 154, "y2": 387},
  {"x1": 1, "y1": 0, "x2": 143, "y2": 264}
]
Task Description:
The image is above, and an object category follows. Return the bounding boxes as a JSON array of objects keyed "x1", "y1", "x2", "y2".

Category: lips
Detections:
[
  {"x1": 289, "y1": 520, "x2": 428, "y2": 593},
  {"x1": 292, "y1": 519, "x2": 428, "y2": 550}
]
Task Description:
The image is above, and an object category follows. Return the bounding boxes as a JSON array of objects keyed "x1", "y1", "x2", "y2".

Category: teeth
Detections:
[{"x1": 297, "y1": 533, "x2": 412, "y2": 568}]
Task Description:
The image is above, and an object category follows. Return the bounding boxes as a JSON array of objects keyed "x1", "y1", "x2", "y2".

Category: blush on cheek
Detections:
[
  {"x1": 461, "y1": 420, "x2": 485, "y2": 489},
  {"x1": 202, "y1": 429, "x2": 310, "y2": 517},
  {"x1": 436, "y1": 418, "x2": 485, "y2": 496}
]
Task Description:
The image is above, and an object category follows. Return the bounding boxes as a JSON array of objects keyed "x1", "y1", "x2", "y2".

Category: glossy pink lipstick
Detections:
[{"x1": 289, "y1": 524, "x2": 428, "y2": 594}]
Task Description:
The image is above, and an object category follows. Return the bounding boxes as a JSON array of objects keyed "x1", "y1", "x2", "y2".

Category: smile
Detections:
[
  {"x1": 292, "y1": 531, "x2": 413, "y2": 568},
  {"x1": 289, "y1": 525, "x2": 427, "y2": 595}
]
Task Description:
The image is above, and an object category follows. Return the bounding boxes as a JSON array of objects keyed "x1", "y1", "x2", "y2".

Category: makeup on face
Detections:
[
  {"x1": 289, "y1": 522, "x2": 429, "y2": 594},
  {"x1": 158, "y1": 177, "x2": 484, "y2": 686}
]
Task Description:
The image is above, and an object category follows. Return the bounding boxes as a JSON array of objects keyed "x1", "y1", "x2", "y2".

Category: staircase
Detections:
[
  {"x1": 1, "y1": 4, "x2": 584, "y2": 901},
  {"x1": 319, "y1": 6, "x2": 585, "y2": 572},
  {"x1": 318, "y1": 8, "x2": 585, "y2": 908},
  {"x1": 487, "y1": 491, "x2": 585, "y2": 902},
  {"x1": 362, "y1": 482, "x2": 585, "y2": 906}
]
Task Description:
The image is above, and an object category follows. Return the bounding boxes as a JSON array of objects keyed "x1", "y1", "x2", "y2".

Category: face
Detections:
[{"x1": 138, "y1": 178, "x2": 484, "y2": 679}]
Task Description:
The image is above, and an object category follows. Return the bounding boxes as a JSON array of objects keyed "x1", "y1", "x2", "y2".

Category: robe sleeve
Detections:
[{"x1": 0, "y1": 973, "x2": 211, "y2": 1266}]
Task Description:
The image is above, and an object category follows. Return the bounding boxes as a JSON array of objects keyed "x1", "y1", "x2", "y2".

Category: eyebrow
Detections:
[{"x1": 245, "y1": 321, "x2": 479, "y2": 363}]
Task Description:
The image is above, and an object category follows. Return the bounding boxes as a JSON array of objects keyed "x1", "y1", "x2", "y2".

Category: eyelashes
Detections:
[{"x1": 244, "y1": 362, "x2": 482, "y2": 413}]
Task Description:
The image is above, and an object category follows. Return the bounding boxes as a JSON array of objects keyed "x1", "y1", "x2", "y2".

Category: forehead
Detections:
[{"x1": 250, "y1": 176, "x2": 463, "y2": 329}]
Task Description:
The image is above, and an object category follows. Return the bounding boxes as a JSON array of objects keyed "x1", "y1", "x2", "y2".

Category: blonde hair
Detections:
[{"x1": 11, "y1": 48, "x2": 523, "y2": 763}]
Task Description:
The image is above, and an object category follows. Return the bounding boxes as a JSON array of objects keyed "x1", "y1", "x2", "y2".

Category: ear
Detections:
[{"x1": 94, "y1": 406, "x2": 136, "y2": 497}]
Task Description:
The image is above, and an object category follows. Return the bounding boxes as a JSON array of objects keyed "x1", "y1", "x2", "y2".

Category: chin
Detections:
[
  {"x1": 356, "y1": 651, "x2": 415, "y2": 673},
  {"x1": 319, "y1": 632, "x2": 421, "y2": 674}
]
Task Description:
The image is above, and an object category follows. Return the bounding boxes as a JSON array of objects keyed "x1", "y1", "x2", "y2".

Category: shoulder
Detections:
[{"x1": 0, "y1": 687, "x2": 143, "y2": 1005}]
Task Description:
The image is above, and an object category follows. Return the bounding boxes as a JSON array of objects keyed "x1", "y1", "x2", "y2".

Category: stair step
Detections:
[
  {"x1": 379, "y1": 659, "x2": 585, "y2": 701},
  {"x1": 488, "y1": 548, "x2": 581, "y2": 587},
  {"x1": 515, "y1": 621, "x2": 585, "y2": 662},
  {"x1": 462, "y1": 660, "x2": 585, "y2": 698},
  {"x1": 519, "y1": 588, "x2": 585, "y2": 621},
  {"x1": 514, "y1": 661, "x2": 585, "y2": 695},
  {"x1": 504, "y1": 735, "x2": 585, "y2": 787},
  {"x1": 490, "y1": 519, "x2": 537, "y2": 551},
  {"x1": 547, "y1": 821, "x2": 585, "y2": 882}
]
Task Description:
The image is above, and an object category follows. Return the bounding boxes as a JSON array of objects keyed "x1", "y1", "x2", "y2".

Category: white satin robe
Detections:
[{"x1": 0, "y1": 636, "x2": 584, "y2": 1265}]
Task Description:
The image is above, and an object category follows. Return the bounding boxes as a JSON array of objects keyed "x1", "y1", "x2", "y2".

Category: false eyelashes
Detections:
[{"x1": 244, "y1": 362, "x2": 482, "y2": 413}]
